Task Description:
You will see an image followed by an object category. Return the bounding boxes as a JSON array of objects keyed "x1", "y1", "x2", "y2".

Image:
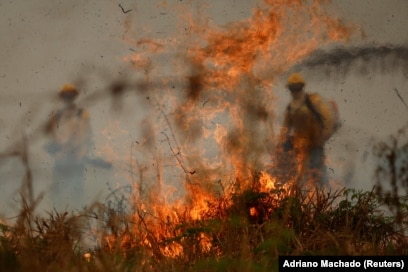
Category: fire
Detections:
[
  {"x1": 259, "y1": 171, "x2": 278, "y2": 192},
  {"x1": 99, "y1": 0, "x2": 355, "y2": 257},
  {"x1": 160, "y1": 242, "x2": 184, "y2": 258},
  {"x1": 249, "y1": 206, "x2": 259, "y2": 217}
]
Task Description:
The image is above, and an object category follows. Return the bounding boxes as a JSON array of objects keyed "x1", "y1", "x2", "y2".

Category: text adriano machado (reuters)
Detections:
[{"x1": 279, "y1": 256, "x2": 406, "y2": 271}]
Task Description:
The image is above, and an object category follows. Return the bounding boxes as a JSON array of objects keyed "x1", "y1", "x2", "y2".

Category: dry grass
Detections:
[
  {"x1": 0, "y1": 178, "x2": 406, "y2": 272},
  {"x1": 1, "y1": 132, "x2": 407, "y2": 271}
]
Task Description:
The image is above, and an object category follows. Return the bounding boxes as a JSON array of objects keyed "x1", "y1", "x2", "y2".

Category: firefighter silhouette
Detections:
[
  {"x1": 276, "y1": 73, "x2": 340, "y2": 187},
  {"x1": 45, "y1": 84, "x2": 110, "y2": 210}
]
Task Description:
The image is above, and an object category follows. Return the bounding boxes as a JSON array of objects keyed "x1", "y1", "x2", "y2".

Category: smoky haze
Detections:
[{"x1": 0, "y1": 0, "x2": 407, "y2": 218}]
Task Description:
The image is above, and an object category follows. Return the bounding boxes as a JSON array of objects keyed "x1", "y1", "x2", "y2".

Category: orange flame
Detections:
[{"x1": 104, "y1": 0, "x2": 355, "y2": 256}]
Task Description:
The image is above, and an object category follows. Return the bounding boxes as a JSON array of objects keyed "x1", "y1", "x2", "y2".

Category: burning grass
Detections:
[
  {"x1": 0, "y1": 177, "x2": 407, "y2": 271},
  {"x1": 1, "y1": 117, "x2": 408, "y2": 271},
  {"x1": 1, "y1": 1, "x2": 408, "y2": 270}
]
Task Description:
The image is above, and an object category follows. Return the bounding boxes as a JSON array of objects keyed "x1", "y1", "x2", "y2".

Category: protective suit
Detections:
[
  {"x1": 45, "y1": 84, "x2": 92, "y2": 210},
  {"x1": 276, "y1": 73, "x2": 339, "y2": 186}
]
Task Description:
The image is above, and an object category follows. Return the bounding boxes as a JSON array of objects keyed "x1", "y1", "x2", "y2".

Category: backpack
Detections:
[{"x1": 305, "y1": 93, "x2": 341, "y2": 140}]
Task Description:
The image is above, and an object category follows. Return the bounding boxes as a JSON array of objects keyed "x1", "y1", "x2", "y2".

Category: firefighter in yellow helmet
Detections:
[
  {"x1": 45, "y1": 84, "x2": 92, "y2": 210},
  {"x1": 276, "y1": 73, "x2": 339, "y2": 186}
]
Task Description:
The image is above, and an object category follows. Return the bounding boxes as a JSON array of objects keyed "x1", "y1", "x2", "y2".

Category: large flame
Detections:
[{"x1": 100, "y1": 0, "x2": 354, "y2": 257}]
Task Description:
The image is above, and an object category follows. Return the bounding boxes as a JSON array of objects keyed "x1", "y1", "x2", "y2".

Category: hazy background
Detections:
[{"x1": 0, "y1": 0, "x2": 407, "y2": 217}]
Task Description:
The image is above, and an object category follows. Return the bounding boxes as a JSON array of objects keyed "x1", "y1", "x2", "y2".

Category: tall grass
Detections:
[{"x1": 0, "y1": 176, "x2": 407, "y2": 271}]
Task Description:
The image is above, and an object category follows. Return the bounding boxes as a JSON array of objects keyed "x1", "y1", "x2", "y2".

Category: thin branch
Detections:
[
  {"x1": 394, "y1": 88, "x2": 408, "y2": 112},
  {"x1": 161, "y1": 131, "x2": 196, "y2": 175},
  {"x1": 118, "y1": 4, "x2": 132, "y2": 14}
]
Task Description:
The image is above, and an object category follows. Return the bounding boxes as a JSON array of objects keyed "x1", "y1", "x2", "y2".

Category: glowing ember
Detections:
[{"x1": 249, "y1": 207, "x2": 259, "y2": 217}]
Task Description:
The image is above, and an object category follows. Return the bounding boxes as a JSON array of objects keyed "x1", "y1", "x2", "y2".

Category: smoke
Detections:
[
  {"x1": 290, "y1": 44, "x2": 408, "y2": 192},
  {"x1": 293, "y1": 44, "x2": 408, "y2": 78}
]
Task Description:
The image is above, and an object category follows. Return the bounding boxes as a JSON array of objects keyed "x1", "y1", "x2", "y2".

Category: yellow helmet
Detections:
[
  {"x1": 59, "y1": 84, "x2": 78, "y2": 99},
  {"x1": 287, "y1": 73, "x2": 305, "y2": 86}
]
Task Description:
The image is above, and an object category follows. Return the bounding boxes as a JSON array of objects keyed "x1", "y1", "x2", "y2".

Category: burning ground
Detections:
[{"x1": 0, "y1": 0, "x2": 407, "y2": 270}]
